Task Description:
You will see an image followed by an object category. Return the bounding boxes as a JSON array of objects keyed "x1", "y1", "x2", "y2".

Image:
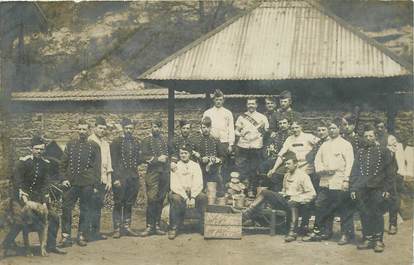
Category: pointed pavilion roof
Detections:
[{"x1": 139, "y1": 0, "x2": 412, "y2": 81}]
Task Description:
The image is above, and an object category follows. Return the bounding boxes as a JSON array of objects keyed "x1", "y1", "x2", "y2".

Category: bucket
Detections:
[{"x1": 233, "y1": 194, "x2": 246, "y2": 208}]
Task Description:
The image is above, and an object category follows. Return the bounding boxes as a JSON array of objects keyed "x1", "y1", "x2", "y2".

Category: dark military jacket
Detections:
[
  {"x1": 141, "y1": 134, "x2": 169, "y2": 172},
  {"x1": 263, "y1": 129, "x2": 289, "y2": 159},
  {"x1": 350, "y1": 143, "x2": 394, "y2": 192},
  {"x1": 60, "y1": 138, "x2": 101, "y2": 187},
  {"x1": 269, "y1": 108, "x2": 300, "y2": 132},
  {"x1": 192, "y1": 132, "x2": 224, "y2": 160},
  {"x1": 111, "y1": 135, "x2": 141, "y2": 181},
  {"x1": 343, "y1": 132, "x2": 362, "y2": 154},
  {"x1": 171, "y1": 134, "x2": 195, "y2": 162},
  {"x1": 14, "y1": 155, "x2": 51, "y2": 203}
]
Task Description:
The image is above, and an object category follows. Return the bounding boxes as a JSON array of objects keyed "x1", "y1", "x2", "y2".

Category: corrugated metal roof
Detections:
[
  {"x1": 140, "y1": 0, "x2": 412, "y2": 81},
  {"x1": 11, "y1": 89, "x2": 271, "y2": 102}
]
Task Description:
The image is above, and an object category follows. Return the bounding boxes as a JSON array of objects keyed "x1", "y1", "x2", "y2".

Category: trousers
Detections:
[
  {"x1": 235, "y1": 147, "x2": 262, "y2": 193},
  {"x1": 112, "y1": 177, "x2": 139, "y2": 229},
  {"x1": 168, "y1": 192, "x2": 207, "y2": 230},
  {"x1": 145, "y1": 168, "x2": 169, "y2": 227}
]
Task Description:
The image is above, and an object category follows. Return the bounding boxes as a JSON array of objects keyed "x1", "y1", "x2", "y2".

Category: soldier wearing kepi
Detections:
[
  {"x1": 269, "y1": 90, "x2": 300, "y2": 133},
  {"x1": 88, "y1": 116, "x2": 112, "y2": 241},
  {"x1": 2, "y1": 136, "x2": 66, "y2": 256},
  {"x1": 192, "y1": 117, "x2": 224, "y2": 192},
  {"x1": 350, "y1": 124, "x2": 394, "y2": 253},
  {"x1": 171, "y1": 119, "x2": 195, "y2": 163},
  {"x1": 140, "y1": 119, "x2": 169, "y2": 236},
  {"x1": 110, "y1": 118, "x2": 141, "y2": 238},
  {"x1": 60, "y1": 119, "x2": 101, "y2": 247}
]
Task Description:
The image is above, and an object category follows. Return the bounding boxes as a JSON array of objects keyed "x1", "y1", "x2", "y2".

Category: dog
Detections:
[{"x1": 1, "y1": 198, "x2": 49, "y2": 257}]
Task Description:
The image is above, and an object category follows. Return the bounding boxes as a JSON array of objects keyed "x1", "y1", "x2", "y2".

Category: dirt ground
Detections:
[{"x1": 0, "y1": 209, "x2": 412, "y2": 265}]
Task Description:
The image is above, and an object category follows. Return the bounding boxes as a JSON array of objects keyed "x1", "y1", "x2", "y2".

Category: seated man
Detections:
[
  {"x1": 168, "y1": 144, "x2": 208, "y2": 240},
  {"x1": 243, "y1": 151, "x2": 316, "y2": 242}
]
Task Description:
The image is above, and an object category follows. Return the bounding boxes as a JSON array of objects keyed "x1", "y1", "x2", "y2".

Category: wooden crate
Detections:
[{"x1": 204, "y1": 205, "x2": 242, "y2": 239}]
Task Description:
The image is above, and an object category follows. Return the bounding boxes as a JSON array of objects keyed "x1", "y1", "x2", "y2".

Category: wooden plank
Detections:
[{"x1": 204, "y1": 211, "x2": 242, "y2": 239}]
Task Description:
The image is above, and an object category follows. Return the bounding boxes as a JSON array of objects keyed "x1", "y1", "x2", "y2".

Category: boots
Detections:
[
  {"x1": 123, "y1": 225, "x2": 139, "y2": 237},
  {"x1": 139, "y1": 225, "x2": 155, "y2": 237},
  {"x1": 154, "y1": 223, "x2": 166, "y2": 236},
  {"x1": 113, "y1": 228, "x2": 121, "y2": 239},
  {"x1": 60, "y1": 234, "x2": 73, "y2": 248},
  {"x1": 357, "y1": 236, "x2": 374, "y2": 250},
  {"x1": 337, "y1": 234, "x2": 351, "y2": 246},
  {"x1": 374, "y1": 240, "x2": 385, "y2": 253},
  {"x1": 77, "y1": 233, "x2": 87, "y2": 247},
  {"x1": 388, "y1": 225, "x2": 398, "y2": 235},
  {"x1": 168, "y1": 226, "x2": 178, "y2": 240}
]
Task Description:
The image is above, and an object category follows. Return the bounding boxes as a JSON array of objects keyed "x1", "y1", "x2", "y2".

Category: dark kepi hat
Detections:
[
  {"x1": 95, "y1": 116, "x2": 107, "y2": 126},
  {"x1": 31, "y1": 135, "x2": 45, "y2": 147},
  {"x1": 279, "y1": 90, "x2": 292, "y2": 99},
  {"x1": 201, "y1": 116, "x2": 212, "y2": 127},
  {"x1": 152, "y1": 118, "x2": 162, "y2": 127},
  {"x1": 179, "y1": 119, "x2": 191, "y2": 128},
  {"x1": 179, "y1": 143, "x2": 192, "y2": 153},
  {"x1": 121, "y1": 118, "x2": 133, "y2": 127}
]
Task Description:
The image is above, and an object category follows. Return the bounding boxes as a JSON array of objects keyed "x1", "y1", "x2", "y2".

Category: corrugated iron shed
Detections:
[{"x1": 139, "y1": 0, "x2": 412, "y2": 81}]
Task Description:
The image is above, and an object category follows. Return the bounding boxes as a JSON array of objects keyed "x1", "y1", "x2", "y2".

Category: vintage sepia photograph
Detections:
[{"x1": 0, "y1": 0, "x2": 413, "y2": 264}]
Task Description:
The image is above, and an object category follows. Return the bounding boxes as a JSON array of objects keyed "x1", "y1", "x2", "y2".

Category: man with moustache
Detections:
[
  {"x1": 60, "y1": 119, "x2": 101, "y2": 247},
  {"x1": 269, "y1": 90, "x2": 300, "y2": 134},
  {"x1": 235, "y1": 97, "x2": 269, "y2": 197},
  {"x1": 110, "y1": 118, "x2": 141, "y2": 238},
  {"x1": 171, "y1": 119, "x2": 195, "y2": 163},
  {"x1": 350, "y1": 124, "x2": 394, "y2": 253},
  {"x1": 88, "y1": 116, "x2": 112, "y2": 241},
  {"x1": 140, "y1": 119, "x2": 169, "y2": 236}
]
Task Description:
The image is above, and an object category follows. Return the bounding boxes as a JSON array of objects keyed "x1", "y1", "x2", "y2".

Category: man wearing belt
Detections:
[
  {"x1": 110, "y1": 118, "x2": 141, "y2": 238},
  {"x1": 88, "y1": 116, "x2": 112, "y2": 241},
  {"x1": 350, "y1": 124, "x2": 393, "y2": 253},
  {"x1": 140, "y1": 119, "x2": 169, "y2": 236},
  {"x1": 305, "y1": 119, "x2": 355, "y2": 245},
  {"x1": 235, "y1": 97, "x2": 269, "y2": 198},
  {"x1": 202, "y1": 89, "x2": 235, "y2": 183},
  {"x1": 60, "y1": 119, "x2": 101, "y2": 247}
]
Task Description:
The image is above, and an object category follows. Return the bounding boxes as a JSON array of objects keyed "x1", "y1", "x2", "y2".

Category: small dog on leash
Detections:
[{"x1": 2, "y1": 198, "x2": 49, "y2": 257}]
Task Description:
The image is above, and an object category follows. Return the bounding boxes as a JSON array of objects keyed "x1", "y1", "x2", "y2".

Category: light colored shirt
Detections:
[
  {"x1": 278, "y1": 132, "x2": 319, "y2": 174},
  {"x1": 387, "y1": 135, "x2": 406, "y2": 177},
  {"x1": 171, "y1": 160, "x2": 203, "y2": 199},
  {"x1": 88, "y1": 134, "x2": 113, "y2": 185},
  {"x1": 402, "y1": 145, "x2": 414, "y2": 180},
  {"x1": 281, "y1": 169, "x2": 316, "y2": 204},
  {"x1": 315, "y1": 136, "x2": 354, "y2": 190},
  {"x1": 235, "y1": 111, "x2": 269, "y2": 149},
  {"x1": 203, "y1": 107, "x2": 235, "y2": 145}
]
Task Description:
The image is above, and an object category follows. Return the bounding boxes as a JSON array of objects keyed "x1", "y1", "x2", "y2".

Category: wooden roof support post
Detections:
[{"x1": 168, "y1": 87, "x2": 175, "y2": 153}]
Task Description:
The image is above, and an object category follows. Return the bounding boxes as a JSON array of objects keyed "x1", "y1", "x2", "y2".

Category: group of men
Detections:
[{"x1": 1, "y1": 89, "x2": 409, "y2": 256}]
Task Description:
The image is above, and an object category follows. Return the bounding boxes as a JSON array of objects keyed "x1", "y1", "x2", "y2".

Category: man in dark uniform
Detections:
[
  {"x1": 263, "y1": 96, "x2": 277, "y2": 139},
  {"x1": 60, "y1": 119, "x2": 101, "y2": 247},
  {"x1": 350, "y1": 124, "x2": 393, "y2": 253},
  {"x1": 140, "y1": 119, "x2": 169, "y2": 236},
  {"x1": 2, "y1": 136, "x2": 66, "y2": 256},
  {"x1": 110, "y1": 118, "x2": 141, "y2": 238},
  {"x1": 269, "y1": 90, "x2": 300, "y2": 134},
  {"x1": 374, "y1": 118, "x2": 390, "y2": 148},
  {"x1": 191, "y1": 117, "x2": 224, "y2": 193},
  {"x1": 171, "y1": 119, "x2": 195, "y2": 163},
  {"x1": 341, "y1": 114, "x2": 362, "y2": 153},
  {"x1": 257, "y1": 115, "x2": 290, "y2": 191}
]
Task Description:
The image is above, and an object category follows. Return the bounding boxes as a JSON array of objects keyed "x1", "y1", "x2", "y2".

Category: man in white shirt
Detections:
[
  {"x1": 243, "y1": 151, "x2": 316, "y2": 243},
  {"x1": 235, "y1": 97, "x2": 269, "y2": 197},
  {"x1": 203, "y1": 89, "x2": 235, "y2": 183},
  {"x1": 168, "y1": 144, "x2": 207, "y2": 240},
  {"x1": 305, "y1": 118, "x2": 355, "y2": 245},
  {"x1": 88, "y1": 116, "x2": 113, "y2": 241}
]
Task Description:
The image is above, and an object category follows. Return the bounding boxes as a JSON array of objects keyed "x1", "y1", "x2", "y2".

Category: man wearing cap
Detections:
[
  {"x1": 203, "y1": 89, "x2": 235, "y2": 182},
  {"x1": 269, "y1": 90, "x2": 300, "y2": 134},
  {"x1": 235, "y1": 97, "x2": 269, "y2": 198},
  {"x1": 192, "y1": 117, "x2": 224, "y2": 193},
  {"x1": 87, "y1": 116, "x2": 112, "y2": 241},
  {"x1": 350, "y1": 124, "x2": 394, "y2": 253},
  {"x1": 171, "y1": 119, "x2": 195, "y2": 163},
  {"x1": 110, "y1": 118, "x2": 141, "y2": 238},
  {"x1": 257, "y1": 115, "x2": 290, "y2": 191},
  {"x1": 305, "y1": 118, "x2": 355, "y2": 245},
  {"x1": 168, "y1": 143, "x2": 207, "y2": 240},
  {"x1": 263, "y1": 96, "x2": 277, "y2": 134},
  {"x1": 60, "y1": 119, "x2": 101, "y2": 247},
  {"x1": 3, "y1": 136, "x2": 66, "y2": 255},
  {"x1": 341, "y1": 114, "x2": 362, "y2": 153},
  {"x1": 140, "y1": 119, "x2": 169, "y2": 236},
  {"x1": 243, "y1": 151, "x2": 316, "y2": 243}
]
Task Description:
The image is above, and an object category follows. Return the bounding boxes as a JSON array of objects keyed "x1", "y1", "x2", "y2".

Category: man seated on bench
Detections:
[
  {"x1": 242, "y1": 151, "x2": 316, "y2": 242},
  {"x1": 168, "y1": 143, "x2": 208, "y2": 240}
]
